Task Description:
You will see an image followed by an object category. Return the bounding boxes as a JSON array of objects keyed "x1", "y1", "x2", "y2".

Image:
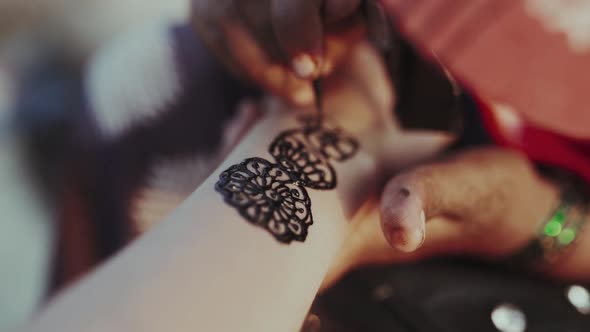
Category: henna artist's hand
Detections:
[
  {"x1": 190, "y1": 0, "x2": 379, "y2": 106},
  {"x1": 323, "y1": 147, "x2": 590, "y2": 289}
]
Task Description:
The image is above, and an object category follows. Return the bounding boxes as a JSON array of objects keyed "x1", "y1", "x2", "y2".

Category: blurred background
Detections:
[
  {"x1": 4, "y1": 2, "x2": 590, "y2": 332},
  {"x1": 0, "y1": 1, "x2": 189, "y2": 330}
]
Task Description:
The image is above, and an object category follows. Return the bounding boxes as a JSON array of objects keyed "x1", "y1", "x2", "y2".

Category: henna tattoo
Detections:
[
  {"x1": 215, "y1": 158, "x2": 312, "y2": 243},
  {"x1": 215, "y1": 117, "x2": 359, "y2": 243},
  {"x1": 269, "y1": 129, "x2": 337, "y2": 190}
]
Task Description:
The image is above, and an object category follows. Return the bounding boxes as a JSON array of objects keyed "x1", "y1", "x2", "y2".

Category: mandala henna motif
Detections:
[
  {"x1": 296, "y1": 114, "x2": 359, "y2": 161},
  {"x1": 215, "y1": 117, "x2": 359, "y2": 244},
  {"x1": 269, "y1": 129, "x2": 336, "y2": 190},
  {"x1": 307, "y1": 127, "x2": 359, "y2": 162},
  {"x1": 215, "y1": 158, "x2": 312, "y2": 243}
]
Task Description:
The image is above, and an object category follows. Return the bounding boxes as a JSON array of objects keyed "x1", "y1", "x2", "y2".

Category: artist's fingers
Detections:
[
  {"x1": 223, "y1": 23, "x2": 316, "y2": 106},
  {"x1": 192, "y1": 0, "x2": 367, "y2": 105},
  {"x1": 191, "y1": 1, "x2": 247, "y2": 80},
  {"x1": 236, "y1": 0, "x2": 285, "y2": 62},
  {"x1": 379, "y1": 148, "x2": 557, "y2": 253},
  {"x1": 321, "y1": 201, "x2": 462, "y2": 291},
  {"x1": 271, "y1": 0, "x2": 362, "y2": 78},
  {"x1": 325, "y1": 150, "x2": 558, "y2": 289},
  {"x1": 222, "y1": 21, "x2": 363, "y2": 107},
  {"x1": 192, "y1": 1, "x2": 316, "y2": 106},
  {"x1": 271, "y1": 0, "x2": 323, "y2": 78}
]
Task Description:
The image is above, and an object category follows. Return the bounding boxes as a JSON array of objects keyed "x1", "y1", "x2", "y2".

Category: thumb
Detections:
[{"x1": 379, "y1": 148, "x2": 556, "y2": 254}]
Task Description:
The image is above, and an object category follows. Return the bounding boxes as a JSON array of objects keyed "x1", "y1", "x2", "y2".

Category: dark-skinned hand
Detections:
[{"x1": 190, "y1": 0, "x2": 389, "y2": 106}]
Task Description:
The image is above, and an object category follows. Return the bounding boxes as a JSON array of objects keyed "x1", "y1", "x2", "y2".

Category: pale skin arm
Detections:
[
  {"x1": 22, "y1": 44, "x2": 451, "y2": 332},
  {"x1": 27, "y1": 113, "x2": 352, "y2": 332}
]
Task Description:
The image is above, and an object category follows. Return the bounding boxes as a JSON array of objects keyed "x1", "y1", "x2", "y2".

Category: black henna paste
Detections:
[{"x1": 215, "y1": 117, "x2": 359, "y2": 243}]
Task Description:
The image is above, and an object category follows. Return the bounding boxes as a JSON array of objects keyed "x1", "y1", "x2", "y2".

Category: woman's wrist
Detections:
[{"x1": 27, "y1": 104, "x2": 379, "y2": 332}]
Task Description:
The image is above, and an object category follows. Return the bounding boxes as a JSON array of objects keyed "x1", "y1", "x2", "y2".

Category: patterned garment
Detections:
[{"x1": 83, "y1": 22, "x2": 259, "y2": 241}]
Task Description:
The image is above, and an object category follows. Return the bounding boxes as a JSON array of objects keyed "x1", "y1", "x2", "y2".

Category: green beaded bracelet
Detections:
[
  {"x1": 538, "y1": 196, "x2": 587, "y2": 264},
  {"x1": 506, "y1": 168, "x2": 589, "y2": 267}
]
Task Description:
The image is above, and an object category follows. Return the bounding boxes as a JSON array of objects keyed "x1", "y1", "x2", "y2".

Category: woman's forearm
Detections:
[
  {"x1": 24, "y1": 109, "x2": 374, "y2": 332},
  {"x1": 24, "y1": 43, "x2": 451, "y2": 332}
]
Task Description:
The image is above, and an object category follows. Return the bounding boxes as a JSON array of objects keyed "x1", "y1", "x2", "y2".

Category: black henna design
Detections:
[
  {"x1": 215, "y1": 117, "x2": 359, "y2": 243},
  {"x1": 269, "y1": 129, "x2": 337, "y2": 190},
  {"x1": 296, "y1": 114, "x2": 359, "y2": 162},
  {"x1": 306, "y1": 127, "x2": 359, "y2": 162},
  {"x1": 215, "y1": 158, "x2": 312, "y2": 243}
]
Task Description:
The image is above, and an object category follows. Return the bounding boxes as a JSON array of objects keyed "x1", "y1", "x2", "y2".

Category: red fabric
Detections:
[
  {"x1": 382, "y1": 0, "x2": 590, "y2": 183},
  {"x1": 475, "y1": 95, "x2": 590, "y2": 184}
]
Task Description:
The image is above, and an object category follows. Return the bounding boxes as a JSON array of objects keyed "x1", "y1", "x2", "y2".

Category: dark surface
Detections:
[{"x1": 312, "y1": 258, "x2": 590, "y2": 332}]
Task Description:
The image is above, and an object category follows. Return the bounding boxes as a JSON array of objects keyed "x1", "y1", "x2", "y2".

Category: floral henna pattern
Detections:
[
  {"x1": 269, "y1": 129, "x2": 337, "y2": 190},
  {"x1": 215, "y1": 158, "x2": 312, "y2": 243},
  {"x1": 215, "y1": 118, "x2": 359, "y2": 243},
  {"x1": 306, "y1": 126, "x2": 359, "y2": 162},
  {"x1": 296, "y1": 114, "x2": 359, "y2": 161}
]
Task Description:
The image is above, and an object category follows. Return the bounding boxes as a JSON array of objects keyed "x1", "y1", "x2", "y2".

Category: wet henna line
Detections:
[{"x1": 215, "y1": 116, "x2": 359, "y2": 244}]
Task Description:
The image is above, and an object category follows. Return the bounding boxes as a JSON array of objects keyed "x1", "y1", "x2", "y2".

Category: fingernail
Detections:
[
  {"x1": 390, "y1": 228, "x2": 425, "y2": 253},
  {"x1": 383, "y1": 201, "x2": 426, "y2": 253},
  {"x1": 292, "y1": 54, "x2": 318, "y2": 79},
  {"x1": 385, "y1": 223, "x2": 424, "y2": 253},
  {"x1": 418, "y1": 209, "x2": 426, "y2": 247},
  {"x1": 292, "y1": 86, "x2": 314, "y2": 106}
]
